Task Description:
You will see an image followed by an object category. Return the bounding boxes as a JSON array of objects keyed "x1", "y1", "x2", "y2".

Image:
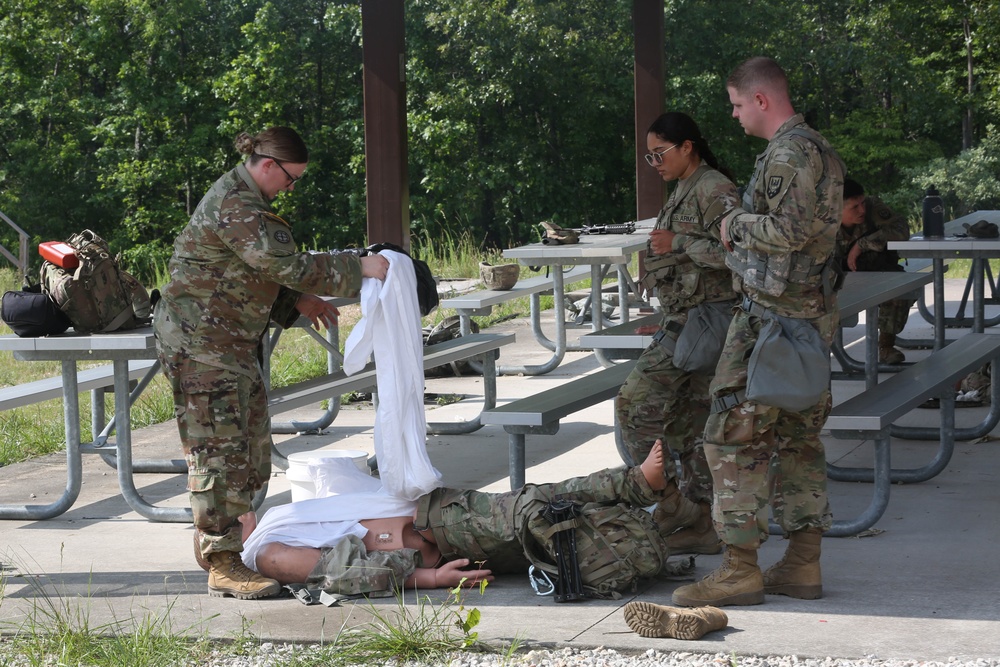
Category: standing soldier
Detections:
[
  {"x1": 154, "y1": 126, "x2": 389, "y2": 599},
  {"x1": 671, "y1": 57, "x2": 845, "y2": 607},
  {"x1": 838, "y1": 178, "x2": 915, "y2": 364},
  {"x1": 615, "y1": 112, "x2": 738, "y2": 555}
]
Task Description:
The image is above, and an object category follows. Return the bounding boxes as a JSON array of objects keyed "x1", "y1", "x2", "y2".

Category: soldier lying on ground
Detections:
[{"x1": 231, "y1": 441, "x2": 674, "y2": 596}]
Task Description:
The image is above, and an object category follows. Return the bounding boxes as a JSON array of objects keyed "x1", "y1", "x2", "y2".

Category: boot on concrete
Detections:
[
  {"x1": 763, "y1": 527, "x2": 823, "y2": 599},
  {"x1": 623, "y1": 600, "x2": 728, "y2": 640},
  {"x1": 207, "y1": 551, "x2": 282, "y2": 600},
  {"x1": 666, "y1": 502, "x2": 722, "y2": 555},
  {"x1": 671, "y1": 545, "x2": 764, "y2": 607},
  {"x1": 879, "y1": 332, "x2": 904, "y2": 364},
  {"x1": 652, "y1": 483, "x2": 701, "y2": 537}
]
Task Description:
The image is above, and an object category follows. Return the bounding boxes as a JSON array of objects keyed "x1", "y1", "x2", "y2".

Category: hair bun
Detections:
[{"x1": 234, "y1": 132, "x2": 256, "y2": 155}]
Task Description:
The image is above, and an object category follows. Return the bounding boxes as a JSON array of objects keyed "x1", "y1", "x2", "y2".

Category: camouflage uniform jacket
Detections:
[
  {"x1": 154, "y1": 162, "x2": 363, "y2": 377},
  {"x1": 649, "y1": 164, "x2": 740, "y2": 312},
  {"x1": 836, "y1": 196, "x2": 908, "y2": 272},
  {"x1": 725, "y1": 114, "x2": 845, "y2": 319}
]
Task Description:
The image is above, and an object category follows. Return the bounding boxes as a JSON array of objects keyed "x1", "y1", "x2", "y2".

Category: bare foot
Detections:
[{"x1": 640, "y1": 440, "x2": 668, "y2": 491}]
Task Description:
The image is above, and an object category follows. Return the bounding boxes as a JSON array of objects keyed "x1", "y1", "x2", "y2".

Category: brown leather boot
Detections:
[
  {"x1": 206, "y1": 551, "x2": 282, "y2": 600},
  {"x1": 763, "y1": 527, "x2": 823, "y2": 599},
  {"x1": 879, "y1": 332, "x2": 904, "y2": 364},
  {"x1": 652, "y1": 483, "x2": 701, "y2": 537},
  {"x1": 623, "y1": 600, "x2": 728, "y2": 640},
  {"x1": 666, "y1": 502, "x2": 722, "y2": 555},
  {"x1": 671, "y1": 545, "x2": 764, "y2": 607}
]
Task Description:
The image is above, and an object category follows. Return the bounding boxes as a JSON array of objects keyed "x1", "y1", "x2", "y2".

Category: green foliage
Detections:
[
  {"x1": 888, "y1": 124, "x2": 1000, "y2": 219},
  {"x1": 5, "y1": 0, "x2": 1000, "y2": 283}
]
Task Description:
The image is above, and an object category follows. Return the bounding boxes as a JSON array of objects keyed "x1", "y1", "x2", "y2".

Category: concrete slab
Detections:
[{"x1": 1, "y1": 277, "x2": 999, "y2": 661}]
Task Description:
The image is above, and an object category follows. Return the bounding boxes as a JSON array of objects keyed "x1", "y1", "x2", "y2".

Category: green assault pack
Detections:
[{"x1": 40, "y1": 230, "x2": 151, "y2": 334}]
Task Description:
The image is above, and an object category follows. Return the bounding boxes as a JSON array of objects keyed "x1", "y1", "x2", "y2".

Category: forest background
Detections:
[{"x1": 3, "y1": 0, "x2": 1000, "y2": 283}]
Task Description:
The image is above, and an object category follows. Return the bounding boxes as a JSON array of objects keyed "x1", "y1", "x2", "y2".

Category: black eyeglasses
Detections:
[
  {"x1": 258, "y1": 154, "x2": 302, "y2": 184},
  {"x1": 644, "y1": 144, "x2": 678, "y2": 166}
]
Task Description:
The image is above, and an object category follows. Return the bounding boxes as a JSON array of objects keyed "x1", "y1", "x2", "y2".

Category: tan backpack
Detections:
[{"x1": 40, "y1": 230, "x2": 151, "y2": 333}]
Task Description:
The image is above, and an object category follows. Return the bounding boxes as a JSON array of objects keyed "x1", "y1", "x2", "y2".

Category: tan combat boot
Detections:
[
  {"x1": 762, "y1": 527, "x2": 823, "y2": 599},
  {"x1": 666, "y1": 502, "x2": 722, "y2": 555},
  {"x1": 623, "y1": 600, "x2": 728, "y2": 640},
  {"x1": 651, "y1": 483, "x2": 701, "y2": 537},
  {"x1": 206, "y1": 551, "x2": 282, "y2": 600},
  {"x1": 671, "y1": 545, "x2": 764, "y2": 607},
  {"x1": 879, "y1": 332, "x2": 904, "y2": 364}
]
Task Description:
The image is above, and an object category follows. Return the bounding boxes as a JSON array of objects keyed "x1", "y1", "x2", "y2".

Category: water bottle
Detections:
[{"x1": 922, "y1": 186, "x2": 945, "y2": 238}]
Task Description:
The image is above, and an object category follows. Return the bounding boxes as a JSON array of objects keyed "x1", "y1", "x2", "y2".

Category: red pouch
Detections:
[{"x1": 39, "y1": 241, "x2": 80, "y2": 270}]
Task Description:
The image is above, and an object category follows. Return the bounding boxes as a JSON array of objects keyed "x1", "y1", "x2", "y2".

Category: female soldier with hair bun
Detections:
[
  {"x1": 154, "y1": 126, "x2": 389, "y2": 600},
  {"x1": 615, "y1": 112, "x2": 739, "y2": 556}
]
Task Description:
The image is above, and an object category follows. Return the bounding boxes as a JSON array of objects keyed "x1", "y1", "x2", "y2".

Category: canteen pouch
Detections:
[
  {"x1": 673, "y1": 301, "x2": 734, "y2": 373},
  {"x1": 1, "y1": 287, "x2": 72, "y2": 337},
  {"x1": 745, "y1": 313, "x2": 829, "y2": 412}
]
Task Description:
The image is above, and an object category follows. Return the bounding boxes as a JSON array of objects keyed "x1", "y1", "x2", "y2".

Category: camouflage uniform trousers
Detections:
[
  {"x1": 878, "y1": 296, "x2": 915, "y2": 337},
  {"x1": 158, "y1": 343, "x2": 271, "y2": 557},
  {"x1": 615, "y1": 319, "x2": 714, "y2": 504},
  {"x1": 416, "y1": 466, "x2": 664, "y2": 575},
  {"x1": 703, "y1": 309, "x2": 836, "y2": 549}
]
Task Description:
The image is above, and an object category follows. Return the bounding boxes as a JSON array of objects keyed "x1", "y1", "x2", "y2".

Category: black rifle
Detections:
[{"x1": 580, "y1": 222, "x2": 636, "y2": 235}]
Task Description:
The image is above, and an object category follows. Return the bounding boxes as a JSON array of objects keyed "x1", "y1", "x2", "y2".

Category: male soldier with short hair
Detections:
[
  {"x1": 671, "y1": 57, "x2": 845, "y2": 608},
  {"x1": 838, "y1": 178, "x2": 915, "y2": 364}
]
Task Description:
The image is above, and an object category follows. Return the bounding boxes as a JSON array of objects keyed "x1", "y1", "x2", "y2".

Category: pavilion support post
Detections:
[
  {"x1": 633, "y1": 0, "x2": 665, "y2": 296},
  {"x1": 361, "y1": 0, "x2": 410, "y2": 250}
]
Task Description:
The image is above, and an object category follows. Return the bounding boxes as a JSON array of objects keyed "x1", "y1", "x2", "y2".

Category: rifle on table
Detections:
[{"x1": 580, "y1": 222, "x2": 636, "y2": 235}]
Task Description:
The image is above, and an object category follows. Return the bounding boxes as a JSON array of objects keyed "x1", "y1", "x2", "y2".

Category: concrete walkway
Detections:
[{"x1": 1, "y1": 278, "x2": 998, "y2": 662}]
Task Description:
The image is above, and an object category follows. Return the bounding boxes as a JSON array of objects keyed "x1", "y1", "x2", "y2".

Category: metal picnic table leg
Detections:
[
  {"x1": 497, "y1": 266, "x2": 568, "y2": 375},
  {"x1": 426, "y1": 347, "x2": 500, "y2": 435},
  {"x1": 0, "y1": 361, "x2": 84, "y2": 520},
  {"x1": 112, "y1": 359, "x2": 191, "y2": 522}
]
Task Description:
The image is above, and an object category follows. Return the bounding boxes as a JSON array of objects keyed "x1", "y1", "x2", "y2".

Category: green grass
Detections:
[{"x1": 0, "y1": 559, "x2": 523, "y2": 667}]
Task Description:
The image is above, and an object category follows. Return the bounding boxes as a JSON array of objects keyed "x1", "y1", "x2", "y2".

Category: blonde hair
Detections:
[
  {"x1": 235, "y1": 126, "x2": 308, "y2": 164},
  {"x1": 726, "y1": 56, "x2": 789, "y2": 100}
]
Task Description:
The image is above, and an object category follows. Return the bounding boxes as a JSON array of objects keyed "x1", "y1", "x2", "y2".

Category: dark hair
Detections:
[
  {"x1": 843, "y1": 178, "x2": 865, "y2": 200},
  {"x1": 646, "y1": 112, "x2": 730, "y2": 178},
  {"x1": 235, "y1": 126, "x2": 309, "y2": 164},
  {"x1": 726, "y1": 56, "x2": 789, "y2": 99}
]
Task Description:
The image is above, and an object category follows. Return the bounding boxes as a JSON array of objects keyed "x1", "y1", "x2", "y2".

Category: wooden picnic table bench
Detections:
[
  {"x1": 480, "y1": 360, "x2": 636, "y2": 489},
  {"x1": 822, "y1": 333, "x2": 1000, "y2": 536}
]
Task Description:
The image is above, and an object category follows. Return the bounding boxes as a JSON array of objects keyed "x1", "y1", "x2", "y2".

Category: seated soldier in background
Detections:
[{"x1": 838, "y1": 178, "x2": 916, "y2": 364}]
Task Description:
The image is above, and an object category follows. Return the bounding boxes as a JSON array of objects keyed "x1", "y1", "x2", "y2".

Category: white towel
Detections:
[{"x1": 343, "y1": 250, "x2": 442, "y2": 500}]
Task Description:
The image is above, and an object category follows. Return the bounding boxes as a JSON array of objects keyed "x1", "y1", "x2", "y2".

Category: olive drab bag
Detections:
[
  {"x1": 39, "y1": 230, "x2": 151, "y2": 333},
  {"x1": 521, "y1": 501, "x2": 667, "y2": 600}
]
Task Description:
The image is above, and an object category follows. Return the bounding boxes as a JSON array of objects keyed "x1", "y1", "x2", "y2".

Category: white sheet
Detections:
[{"x1": 342, "y1": 249, "x2": 442, "y2": 500}]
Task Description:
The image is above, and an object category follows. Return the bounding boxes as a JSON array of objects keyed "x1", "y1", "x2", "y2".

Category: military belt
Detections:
[{"x1": 414, "y1": 490, "x2": 466, "y2": 561}]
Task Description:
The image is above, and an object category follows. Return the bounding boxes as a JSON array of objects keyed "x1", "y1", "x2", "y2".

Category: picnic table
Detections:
[
  {"x1": 889, "y1": 209, "x2": 1000, "y2": 347},
  {"x1": 580, "y1": 270, "x2": 933, "y2": 387},
  {"x1": 501, "y1": 218, "x2": 655, "y2": 367},
  {"x1": 0, "y1": 321, "x2": 513, "y2": 522}
]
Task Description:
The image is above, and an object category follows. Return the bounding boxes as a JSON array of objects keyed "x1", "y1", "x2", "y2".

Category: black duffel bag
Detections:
[{"x1": 1, "y1": 282, "x2": 72, "y2": 337}]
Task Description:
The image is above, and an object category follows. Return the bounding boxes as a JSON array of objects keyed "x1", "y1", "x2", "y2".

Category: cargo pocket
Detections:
[
  {"x1": 186, "y1": 472, "x2": 216, "y2": 494},
  {"x1": 179, "y1": 367, "x2": 245, "y2": 442}
]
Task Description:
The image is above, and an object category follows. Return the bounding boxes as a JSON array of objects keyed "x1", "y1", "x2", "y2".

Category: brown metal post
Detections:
[
  {"x1": 633, "y1": 0, "x2": 665, "y2": 222},
  {"x1": 633, "y1": 0, "x2": 665, "y2": 298},
  {"x1": 361, "y1": 0, "x2": 410, "y2": 250}
]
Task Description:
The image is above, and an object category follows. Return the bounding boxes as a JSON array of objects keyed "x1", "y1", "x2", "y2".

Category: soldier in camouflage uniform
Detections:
[
  {"x1": 615, "y1": 112, "x2": 739, "y2": 555},
  {"x1": 248, "y1": 442, "x2": 674, "y2": 598},
  {"x1": 672, "y1": 57, "x2": 845, "y2": 608},
  {"x1": 838, "y1": 178, "x2": 915, "y2": 364},
  {"x1": 154, "y1": 126, "x2": 389, "y2": 600}
]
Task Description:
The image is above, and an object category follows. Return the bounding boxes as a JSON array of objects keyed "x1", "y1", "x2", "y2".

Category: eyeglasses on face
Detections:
[
  {"x1": 258, "y1": 154, "x2": 303, "y2": 184},
  {"x1": 644, "y1": 144, "x2": 679, "y2": 166}
]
